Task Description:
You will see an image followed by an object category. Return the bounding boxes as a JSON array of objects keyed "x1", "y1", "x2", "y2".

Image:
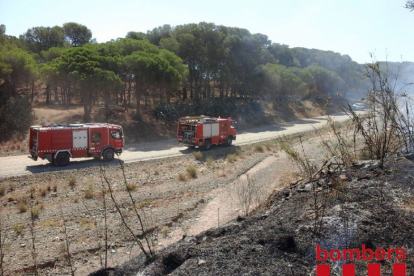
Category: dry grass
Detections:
[
  {"x1": 0, "y1": 185, "x2": 5, "y2": 196},
  {"x1": 31, "y1": 205, "x2": 41, "y2": 219},
  {"x1": 356, "y1": 148, "x2": 371, "y2": 160},
  {"x1": 51, "y1": 183, "x2": 58, "y2": 192},
  {"x1": 13, "y1": 224, "x2": 25, "y2": 235},
  {"x1": 126, "y1": 183, "x2": 137, "y2": 191},
  {"x1": 253, "y1": 144, "x2": 264, "y2": 153},
  {"x1": 178, "y1": 173, "x2": 187, "y2": 181},
  {"x1": 33, "y1": 106, "x2": 84, "y2": 125},
  {"x1": 29, "y1": 185, "x2": 36, "y2": 198},
  {"x1": 77, "y1": 218, "x2": 94, "y2": 229},
  {"x1": 68, "y1": 173, "x2": 76, "y2": 189},
  {"x1": 206, "y1": 156, "x2": 214, "y2": 167},
  {"x1": 161, "y1": 226, "x2": 169, "y2": 237},
  {"x1": 218, "y1": 169, "x2": 226, "y2": 178},
  {"x1": 193, "y1": 151, "x2": 203, "y2": 161},
  {"x1": 0, "y1": 133, "x2": 28, "y2": 156},
  {"x1": 17, "y1": 201, "x2": 28, "y2": 213},
  {"x1": 235, "y1": 149, "x2": 243, "y2": 156},
  {"x1": 278, "y1": 171, "x2": 302, "y2": 187},
  {"x1": 264, "y1": 140, "x2": 277, "y2": 151},
  {"x1": 404, "y1": 195, "x2": 414, "y2": 210},
  {"x1": 227, "y1": 153, "x2": 237, "y2": 163},
  {"x1": 40, "y1": 188, "x2": 48, "y2": 197},
  {"x1": 328, "y1": 177, "x2": 348, "y2": 199},
  {"x1": 186, "y1": 166, "x2": 197, "y2": 178},
  {"x1": 84, "y1": 183, "x2": 95, "y2": 199},
  {"x1": 137, "y1": 200, "x2": 151, "y2": 209},
  {"x1": 40, "y1": 220, "x2": 64, "y2": 228}
]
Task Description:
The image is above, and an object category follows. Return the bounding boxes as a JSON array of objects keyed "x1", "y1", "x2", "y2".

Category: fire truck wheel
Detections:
[
  {"x1": 226, "y1": 136, "x2": 233, "y2": 146},
  {"x1": 203, "y1": 140, "x2": 211, "y2": 151},
  {"x1": 103, "y1": 149, "x2": 115, "y2": 162},
  {"x1": 55, "y1": 153, "x2": 70, "y2": 167}
]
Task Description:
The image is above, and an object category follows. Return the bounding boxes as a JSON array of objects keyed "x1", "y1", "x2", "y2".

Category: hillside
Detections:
[
  {"x1": 1, "y1": 101, "x2": 413, "y2": 275},
  {"x1": 91, "y1": 154, "x2": 414, "y2": 276},
  {"x1": 0, "y1": 126, "x2": 322, "y2": 275}
]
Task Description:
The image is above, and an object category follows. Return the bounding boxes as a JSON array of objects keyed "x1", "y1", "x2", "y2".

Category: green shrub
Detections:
[
  {"x1": 84, "y1": 184, "x2": 94, "y2": 199},
  {"x1": 161, "y1": 226, "x2": 169, "y2": 237},
  {"x1": 31, "y1": 205, "x2": 41, "y2": 219},
  {"x1": 186, "y1": 166, "x2": 197, "y2": 178},
  {"x1": 253, "y1": 144, "x2": 264, "y2": 153},
  {"x1": 137, "y1": 200, "x2": 151, "y2": 209},
  {"x1": 13, "y1": 224, "x2": 25, "y2": 235},
  {"x1": 0, "y1": 97, "x2": 36, "y2": 136}
]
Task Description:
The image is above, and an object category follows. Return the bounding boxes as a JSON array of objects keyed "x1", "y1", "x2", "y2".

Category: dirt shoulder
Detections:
[
  {"x1": 0, "y1": 134, "x2": 304, "y2": 275},
  {"x1": 0, "y1": 111, "x2": 356, "y2": 276},
  {"x1": 109, "y1": 153, "x2": 414, "y2": 276}
]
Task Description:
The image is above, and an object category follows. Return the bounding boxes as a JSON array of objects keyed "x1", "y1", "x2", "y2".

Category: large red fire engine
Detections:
[
  {"x1": 29, "y1": 123, "x2": 124, "y2": 166},
  {"x1": 177, "y1": 116, "x2": 237, "y2": 150}
]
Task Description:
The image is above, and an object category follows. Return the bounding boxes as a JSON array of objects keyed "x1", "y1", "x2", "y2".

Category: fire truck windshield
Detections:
[{"x1": 111, "y1": 130, "x2": 122, "y2": 139}]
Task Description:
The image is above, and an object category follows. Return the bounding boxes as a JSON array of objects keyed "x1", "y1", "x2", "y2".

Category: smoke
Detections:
[
  {"x1": 379, "y1": 61, "x2": 414, "y2": 96},
  {"x1": 394, "y1": 62, "x2": 414, "y2": 96}
]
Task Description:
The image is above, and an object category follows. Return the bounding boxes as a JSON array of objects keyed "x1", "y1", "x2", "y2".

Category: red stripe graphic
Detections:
[
  {"x1": 393, "y1": 263, "x2": 406, "y2": 276},
  {"x1": 368, "y1": 263, "x2": 381, "y2": 276},
  {"x1": 343, "y1": 264, "x2": 355, "y2": 276},
  {"x1": 317, "y1": 264, "x2": 330, "y2": 276},
  {"x1": 315, "y1": 263, "x2": 407, "y2": 276}
]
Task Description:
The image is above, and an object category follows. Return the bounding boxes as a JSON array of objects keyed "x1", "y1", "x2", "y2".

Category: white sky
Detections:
[{"x1": 1, "y1": 0, "x2": 413, "y2": 64}]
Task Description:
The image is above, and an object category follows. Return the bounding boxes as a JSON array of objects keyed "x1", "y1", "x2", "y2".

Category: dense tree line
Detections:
[{"x1": 0, "y1": 21, "x2": 369, "y2": 134}]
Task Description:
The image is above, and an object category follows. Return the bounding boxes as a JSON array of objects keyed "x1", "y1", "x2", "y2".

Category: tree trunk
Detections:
[
  {"x1": 135, "y1": 85, "x2": 141, "y2": 116},
  {"x1": 128, "y1": 81, "x2": 132, "y2": 105},
  {"x1": 159, "y1": 88, "x2": 163, "y2": 105},
  {"x1": 83, "y1": 104, "x2": 92, "y2": 122},
  {"x1": 46, "y1": 85, "x2": 51, "y2": 105},
  {"x1": 61, "y1": 87, "x2": 66, "y2": 106},
  {"x1": 67, "y1": 85, "x2": 72, "y2": 107},
  {"x1": 31, "y1": 80, "x2": 35, "y2": 102},
  {"x1": 182, "y1": 86, "x2": 187, "y2": 102},
  {"x1": 83, "y1": 92, "x2": 92, "y2": 122},
  {"x1": 54, "y1": 85, "x2": 59, "y2": 104}
]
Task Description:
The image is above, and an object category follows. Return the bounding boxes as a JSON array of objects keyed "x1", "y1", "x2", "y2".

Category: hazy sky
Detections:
[{"x1": 1, "y1": 0, "x2": 413, "y2": 64}]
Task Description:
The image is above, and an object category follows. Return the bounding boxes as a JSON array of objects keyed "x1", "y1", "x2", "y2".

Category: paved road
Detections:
[{"x1": 0, "y1": 113, "x2": 352, "y2": 178}]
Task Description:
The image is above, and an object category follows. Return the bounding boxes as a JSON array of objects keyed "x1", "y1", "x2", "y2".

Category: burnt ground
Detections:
[{"x1": 98, "y1": 155, "x2": 414, "y2": 276}]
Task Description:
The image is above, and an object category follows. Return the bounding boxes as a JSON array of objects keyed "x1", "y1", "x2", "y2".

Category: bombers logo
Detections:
[{"x1": 316, "y1": 245, "x2": 407, "y2": 276}]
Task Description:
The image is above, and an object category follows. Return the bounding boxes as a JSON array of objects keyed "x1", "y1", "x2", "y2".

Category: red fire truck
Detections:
[
  {"x1": 177, "y1": 116, "x2": 237, "y2": 150},
  {"x1": 29, "y1": 123, "x2": 124, "y2": 166}
]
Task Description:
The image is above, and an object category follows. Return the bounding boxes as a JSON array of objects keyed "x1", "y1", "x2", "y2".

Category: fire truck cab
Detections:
[
  {"x1": 29, "y1": 123, "x2": 124, "y2": 166},
  {"x1": 177, "y1": 116, "x2": 237, "y2": 150}
]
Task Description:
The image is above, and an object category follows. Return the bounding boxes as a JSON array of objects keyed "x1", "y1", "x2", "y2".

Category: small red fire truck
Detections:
[
  {"x1": 177, "y1": 116, "x2": 237, "y2": 150},
  {"x1": 29, "y1": 123, "x2": 124, "y2": 166}
]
